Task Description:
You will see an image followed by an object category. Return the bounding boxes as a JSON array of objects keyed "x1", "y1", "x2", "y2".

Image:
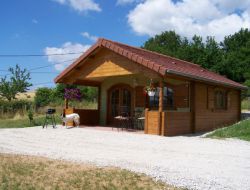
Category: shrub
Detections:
[
  {"x1": 34, "y1": 87, "x2": 54, "y2": 107},
  {"x1": 0, "y1": 100, "x2": 33, "y2": 118},
  {"x1": 27, "y1": 109, "x2": 34, "y2": 125}
]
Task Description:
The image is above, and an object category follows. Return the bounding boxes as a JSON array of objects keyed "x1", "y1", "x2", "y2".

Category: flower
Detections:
[
  {"x1": 144, "y1": 79, "x2": 156, "y2": 93},
  {"x1": 64, "y1": 88, "x2": 82, "y2": 101}
]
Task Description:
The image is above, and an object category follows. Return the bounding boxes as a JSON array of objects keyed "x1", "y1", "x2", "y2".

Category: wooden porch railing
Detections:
[{"x1": 64, "y1": 108, "x2": 99, "y2": 126}]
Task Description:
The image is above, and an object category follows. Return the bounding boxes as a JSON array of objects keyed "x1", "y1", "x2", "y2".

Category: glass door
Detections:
[{"x1": 108, "y1": 85, "x2": 133, "y2": 124}]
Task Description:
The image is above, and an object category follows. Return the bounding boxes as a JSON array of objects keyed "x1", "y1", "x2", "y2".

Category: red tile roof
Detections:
[{"x1": 55, "y1": 38, "x2": 246, "y2": 90}]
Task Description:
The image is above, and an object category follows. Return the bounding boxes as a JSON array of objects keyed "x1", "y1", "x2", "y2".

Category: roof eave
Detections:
[{"x1": 166, "y1": 70, "x2": 247, "y2": 90}]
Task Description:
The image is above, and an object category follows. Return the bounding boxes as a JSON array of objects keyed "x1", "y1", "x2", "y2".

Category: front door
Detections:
[{"x1": 107, "y1": 84, "x2": 133, "y2": 125}]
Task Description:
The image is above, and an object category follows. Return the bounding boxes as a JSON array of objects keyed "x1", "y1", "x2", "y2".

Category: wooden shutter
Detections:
[
  {"x1": 207, "y1": 87, "x2": 214, "y2": 109},
  {"x1": 227, "y1": 91, "x2": 231, "y2": 109}
]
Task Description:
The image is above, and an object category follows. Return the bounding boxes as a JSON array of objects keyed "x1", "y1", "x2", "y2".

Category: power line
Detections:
[
  {"x1": 28, "y1": 58, "x2": 77, "y2": 71},
  {"x1": 0, "y1": 58, "x2": 76, "y2": 77},
  {"x1": 31, "y1": 82, "x2": 55, "y2": 87},
  {"x1": 0, "y1": 52, "x2": 82, "y2": 57},
  {"x1": 30, "y1": 72, "x2": 60, "y2": 74},
  {"x1": 0, "y1": 58, "x2": 77, "y2": 88}
]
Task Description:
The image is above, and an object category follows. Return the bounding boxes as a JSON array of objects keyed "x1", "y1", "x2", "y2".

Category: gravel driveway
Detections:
[{"x1": 0, "y1": 126, "x2": 249, "y2": 190}]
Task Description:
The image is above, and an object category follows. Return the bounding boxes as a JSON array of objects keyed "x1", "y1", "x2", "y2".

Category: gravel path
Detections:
[{"x1": 0, "y1": 126, "x2": 249, "y2": 190}]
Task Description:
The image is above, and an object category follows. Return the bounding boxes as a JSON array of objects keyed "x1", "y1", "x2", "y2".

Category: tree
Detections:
[
  {"x1": 243, "y1": 72, "x2": 250, "y2": 98},
  {"x1": 34, "y1": 87, "x2": 54, "y2": 107},
  {"x1": 204, "y1": 37, "x2": 223, "y2": 71},
  {"x1": 53, "y1": 84, "x2": 67, "y2": 100},
  {"x1": 143, "y1": 31, "x2": 182, "y2": 57},
  {"x1": 220, "y1": 28, "x2": 250, "y2": 82},
  {"x1": 0, "y1": 65, "x2": 32, "y2": 101},
  {"x1": 187, "y1": 35, "x2": 206, "y2": 66}
]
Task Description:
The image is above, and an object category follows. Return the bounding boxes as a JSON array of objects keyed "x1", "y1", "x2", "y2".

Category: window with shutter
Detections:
[{"x1": 214, "y1": 90, "x2": 227, "y2": 109}]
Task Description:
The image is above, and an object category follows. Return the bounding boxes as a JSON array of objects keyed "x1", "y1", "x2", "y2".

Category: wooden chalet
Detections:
[{"x1": 55, "y1": 38, "x2": 246, "y2": 136}]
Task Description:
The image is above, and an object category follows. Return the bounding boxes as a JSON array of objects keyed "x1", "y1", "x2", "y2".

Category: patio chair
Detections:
[
  {"x1": 133, "y1": 109, "x2": 145, "y2": 130},
  {"x1": 112, "y1": 106, "x2": 132, "y2": 131}
]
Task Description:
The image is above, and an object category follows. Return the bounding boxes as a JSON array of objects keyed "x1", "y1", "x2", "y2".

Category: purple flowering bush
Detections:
[{"x1": 64, "y1": 88, "x2": 82, "y2": 101}]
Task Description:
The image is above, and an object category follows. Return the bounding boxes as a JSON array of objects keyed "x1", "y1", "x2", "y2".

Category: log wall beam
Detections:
[{"x1": 158, "y1": 81, "x2": 164, "y2": 135}]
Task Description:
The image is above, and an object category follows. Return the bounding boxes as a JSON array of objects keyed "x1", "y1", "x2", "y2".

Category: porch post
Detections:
[
  {"x1": 98, "y1": 85, "x2": 101, "y2": 111},
  {"x1": 98, "y1": 85, "x2": 101, "y2": 125},
  {"x1": 158, "y1": 81, "x2": 164, "y2": 135},
  {"x1": 144, "y1": 108, "x2": 149, "y2": 134},
  {"x1": 64, "y1": 98, "x2": 68, "y2": 109}
]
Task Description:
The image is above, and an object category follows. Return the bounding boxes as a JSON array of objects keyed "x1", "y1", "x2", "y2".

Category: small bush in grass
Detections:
[{"x1": 27, "y1": 109, "x2": 34, "y2": 125}]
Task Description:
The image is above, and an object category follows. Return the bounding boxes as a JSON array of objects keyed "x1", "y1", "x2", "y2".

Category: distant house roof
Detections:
[{"x1": 55, "y1": 38, "x2": 246, "y2": 90}]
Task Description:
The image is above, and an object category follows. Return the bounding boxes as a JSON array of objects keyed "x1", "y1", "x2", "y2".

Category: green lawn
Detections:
[
  {"x1": 0, "y1": 115, "x2": 61, "y2": 129},
  {"x1": 0, "y1": 154, "x2": 180, "y2": 190},
  {"x1": 206, "y1": 119, "x2": 250, "y2": 141},
  {"x1": 242, "y1": 99, "x2": 250, "y2": 110}
]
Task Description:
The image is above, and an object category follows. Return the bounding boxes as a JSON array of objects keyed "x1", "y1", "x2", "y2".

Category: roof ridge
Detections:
[{"x1": 102, "y1": 38, "x2": 201, "y2": 68}]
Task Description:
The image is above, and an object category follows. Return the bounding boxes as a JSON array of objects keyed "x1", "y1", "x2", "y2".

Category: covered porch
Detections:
[{"x1": 63, "y1": 75, "x2": 192, "y2": 136}]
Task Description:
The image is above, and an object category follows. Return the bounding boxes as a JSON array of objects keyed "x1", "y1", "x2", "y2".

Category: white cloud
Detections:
[
  {"x1": 32, "y1": 19, "x2": 38, "y2": 24},
  {"x1": 117, "y1": 0, "x2": 143, "y2": 5},
  {"x1": 44, "y1": 42, "x2": 91, "y2": 71},
  {"x1": 52, "y1": 0, "x2": 101, "y2": 12},
  {"x1": 81, "y1": 32, "x2": 98, "y2": 42},
  {"x1": 128, "y1": 0, "x2": 250, "y2": 41}
]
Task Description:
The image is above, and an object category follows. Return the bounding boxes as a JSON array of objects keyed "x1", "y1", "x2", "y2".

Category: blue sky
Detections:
[{"x1": 0, "y1": 0, "x2": 249, "y2": 89}]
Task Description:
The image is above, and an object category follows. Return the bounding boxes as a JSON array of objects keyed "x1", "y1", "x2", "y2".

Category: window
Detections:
[
  {"x1": 148, "y1": 86, "x2": 174, "y2": 110},
  {"x1": 163, "y1": 87, "x2": 174, "y2": 109},
  {"x1": 215, "y1": 90, "x2": 227, "y2": 109},
  {"x1": 149, "y1": 87, "x2": 159, "y2": 109}
]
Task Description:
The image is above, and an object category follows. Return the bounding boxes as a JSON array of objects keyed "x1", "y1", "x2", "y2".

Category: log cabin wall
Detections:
[
  {"x1": 172, "y1": 84, "x2": 190, "y2": 109},
  {"x1": 164, "y1": 112, "x2": 191, "y2": 136},
  {"x1": 144, "y1": 110, "x2": 160, "y2": 135},
  {"x1": 145, "y1": 110, "x2": 191, "y2": 136},
  {"x1": 194, "y1": 82, "x2": 240, "y2": 132},
  {"x1": 145, "y1": 81, "x2": 241, "y2": 136}
]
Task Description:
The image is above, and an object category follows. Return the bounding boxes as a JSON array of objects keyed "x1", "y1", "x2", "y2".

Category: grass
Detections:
[
  {"x1": 206, "y1": 119, "x2": 250, "y2": 141},
  {"x1": 0, "y1": 115, "x2": 61, "y2": 129},
  {"x1": 242, "y1": 99, "x2": 250, "y2": 111},
  {"x1": 0, "y1": 154, "x2": 180, "y2": 190}
]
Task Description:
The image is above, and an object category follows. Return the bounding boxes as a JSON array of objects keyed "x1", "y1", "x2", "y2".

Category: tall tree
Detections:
[
  {"x1": 143, "y1": 31, "x2": 182, "y2": 57},
  {"x1": 187, "y1": 35, "x2": 206, "y2": 66},
  {"x1": 204, "y1": 37, "x2": 223, "y2": 71},
  {"x1": 0, "y1": 65, "x2": 32, "y2": 101},
  {"x1": 220, "y1": 29, "x2": 250, "y2": 82}
]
